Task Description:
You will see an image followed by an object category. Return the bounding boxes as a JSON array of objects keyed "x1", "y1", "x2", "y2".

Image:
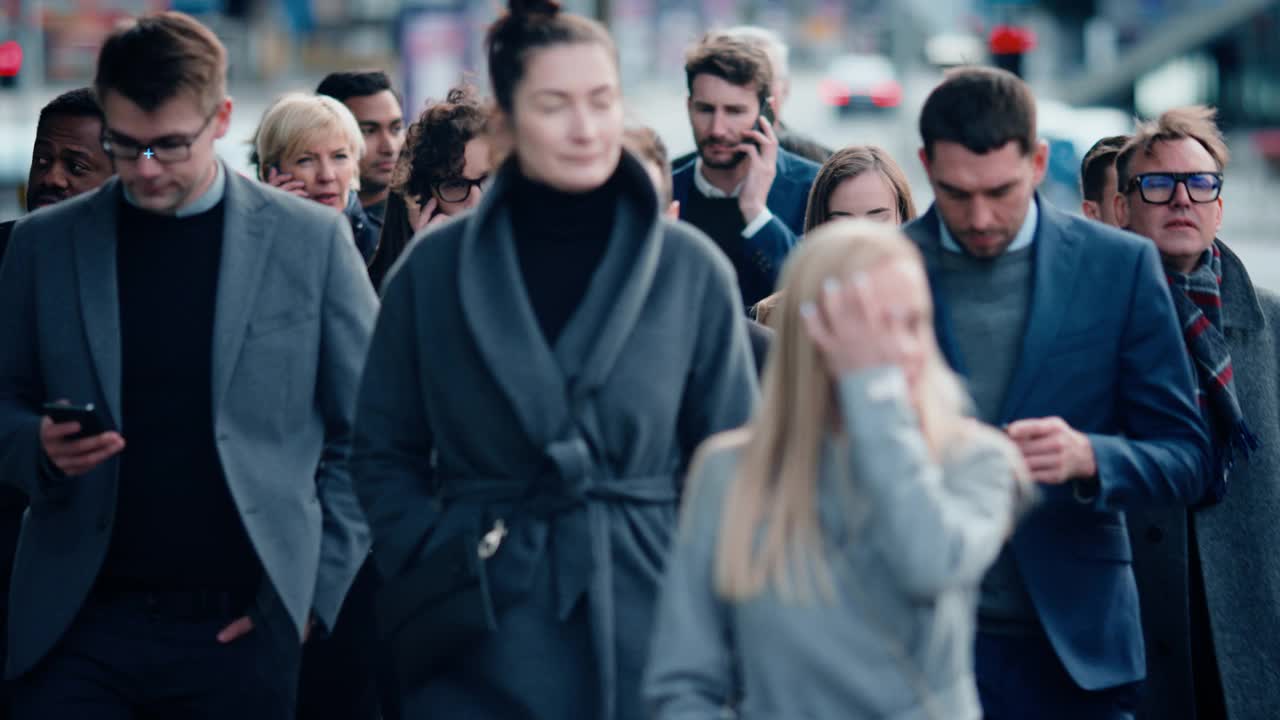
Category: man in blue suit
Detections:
[
  {"x1": 672, "y1": 34, "x2": 819, "y2": 309},
  {"x1": 904, "y1": 67, "x2": 1210, "y2": 719}
]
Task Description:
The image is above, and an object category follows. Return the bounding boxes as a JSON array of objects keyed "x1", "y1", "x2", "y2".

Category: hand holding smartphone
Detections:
[
  {"x1": 42, "y1": 402, "x2": 109, "y2": 440},
  {"x1": 39, "y1": 402, "x2": 125, "y2": 478}
]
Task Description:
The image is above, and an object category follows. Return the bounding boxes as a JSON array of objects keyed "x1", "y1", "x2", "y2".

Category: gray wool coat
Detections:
[
  {"x1": 350, "y1": 151, "x2": 759, "y2": 720},
  {"x1": 1129, "y1": 240, "x2": 1280, "y2": 719}
]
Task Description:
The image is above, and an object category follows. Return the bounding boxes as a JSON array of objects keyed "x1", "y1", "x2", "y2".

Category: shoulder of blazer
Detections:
[
  {"x1": 671, "y1": 157, "x2": 695, "y2": 203},
  {"x1": 775, "y1": 148, "x2": 821, "y2": 186},
  {"x1": 9, "y1": 180, "x2": 114, "y2": 252},
  {"x1": 1041, "y1": 201, "x2": 1149, "y2": 262}
]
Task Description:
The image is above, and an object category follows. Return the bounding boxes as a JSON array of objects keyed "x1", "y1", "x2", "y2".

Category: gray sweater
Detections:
[
  {"x1": 645, "y1": 367, "x2": 1025, "y2": 720},
  {"x1": 936, "y1": 244, "x2": 1039, "y2": 631}
]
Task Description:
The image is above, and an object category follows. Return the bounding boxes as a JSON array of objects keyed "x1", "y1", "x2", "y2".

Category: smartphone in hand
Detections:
[{"x1": 42, "y1": 402, "x2": 109, "y2": 440}]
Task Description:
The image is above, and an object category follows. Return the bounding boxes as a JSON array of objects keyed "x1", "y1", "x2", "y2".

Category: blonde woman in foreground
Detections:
[{"x1": 644, "y1": 219, "x2": 1031, "y2": 720}]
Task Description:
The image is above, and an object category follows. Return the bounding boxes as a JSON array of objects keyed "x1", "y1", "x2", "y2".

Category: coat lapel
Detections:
[
  {"x1": 996, "y1": 199, "x2": 1079, "y2": 422},
  {"x1": 73, "y1": 181, "x2": 124, "y2": 429},
  {"x1": 552, "y1": 152, "x2": 662, "y2": 396},
  {"x1": 458, "y1": 167, "x2": 571, "y2": 448},
  {"x1": 458, "y1": 154, "x2": 661, "y2": 446},
  {"x1": 908, "y1": 206, "x2": 966, "y2": 376},
  {"x1": 211, "y1": 168, "x2": 276, "y2": 417},
  {"x1": 1217, "y1": 240, "x2": 1266, "y2": 333}
]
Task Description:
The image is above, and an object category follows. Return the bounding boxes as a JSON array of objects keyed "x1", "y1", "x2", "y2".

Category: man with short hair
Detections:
[
  {"x1": 1115, "y1": 106, "x2": 1280, "y2": 720},
  {"x1": 0, "y1": 12, "x2": 375, "y2": 718},
  {"x1": 679, "y1": 26, "x2": 831, "y2": 164},
  {"x1": 316, "y1": 70, "x2": 405, "y2": 231},
  {"x1": 0, "y1": 88, "x2": 114, "y2": 262},
  {"x1": 1080, "y1": 134, "x2": 1129, "y2": 226},
  {"x1": 673, "y1": 34, "x2": 819, "y2": 310},
  {"x1": 904, "y1": 66, "x2": 1210, "y2": 719}
]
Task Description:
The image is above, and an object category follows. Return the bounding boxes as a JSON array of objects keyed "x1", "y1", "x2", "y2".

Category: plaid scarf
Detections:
[{"x1": 1166, "y1": 243, "x2": 1260, "y2": 503}]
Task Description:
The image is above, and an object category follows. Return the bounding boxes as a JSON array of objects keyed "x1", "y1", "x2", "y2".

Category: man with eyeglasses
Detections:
[
  {"x1": 0, "y1": 12, "x2": 375, "y2": 719},
  {"x1": 1114, "y1": 105, "x2": 1280, "y2": 720}
]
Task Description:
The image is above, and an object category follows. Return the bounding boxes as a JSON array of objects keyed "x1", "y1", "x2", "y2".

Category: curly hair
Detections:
[{"x1": 395, "y1": 85, "x2": 488, "y2": 202}]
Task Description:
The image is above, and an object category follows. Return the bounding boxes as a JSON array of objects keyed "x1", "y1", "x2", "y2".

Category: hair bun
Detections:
[{"x1": 508, "y1": 0, "x2": 561, "y2": 17}]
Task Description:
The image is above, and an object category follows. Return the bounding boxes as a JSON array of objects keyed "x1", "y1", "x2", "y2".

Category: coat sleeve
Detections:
[
  {"x1": 1071, "y1": 241, "x2": 1211, "y2": 511},
  {"x1": 644, "y1": 447, "x2": 739, "y2": 720},
  {"x1": 0, "y1": 220, "x2": 66, "y2": 505},
  {"x1": 840, "y1": 367, "x2": 1023, "y2": 599},
  {"x1": 350, "y1": 251, "x2": 441, "y2": 580},
  {"x1": 675, "y1": 250, "x2": 759, "y2": 464},
  {"x1": 309, "y1": 216, "x2": 378, "y2": 631},
  {"x1": 741, "y1": 216, "x2": 798, "y2": 296}
]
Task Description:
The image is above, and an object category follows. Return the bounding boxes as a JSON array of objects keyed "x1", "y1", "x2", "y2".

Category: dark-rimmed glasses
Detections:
[
  {"x1": 1127, "y1": 172, "x2": 1223, "y2": 205},
  {"x1": 434, "y1": 175, "x2": 488, "y2": 203},
  {"x1": 101, "y1": 106, "x2": 220, "y2": 164}
]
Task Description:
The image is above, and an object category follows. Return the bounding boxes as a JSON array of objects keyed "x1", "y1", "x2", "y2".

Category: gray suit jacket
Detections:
[
  {"x1": 1129, "y1": 240, "x2": 1280, "y2": 719},
  {"x1": 0, "y1": 168, "x2": 376, "y2": 678},
  {"x1": 646, "y1": 368, "x2": 1027, "y2": 720}
]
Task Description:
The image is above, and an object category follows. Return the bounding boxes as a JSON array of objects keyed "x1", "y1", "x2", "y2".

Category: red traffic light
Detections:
[
  {"x1": 988, "y1": 26, "x2": 1036, "y2": 56},
  {"x1": 0, "y1": 41, "x2": 22, "y2": 77}
]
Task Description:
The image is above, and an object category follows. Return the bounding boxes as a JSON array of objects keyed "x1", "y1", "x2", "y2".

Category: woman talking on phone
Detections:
[
  {"x1": 367, "y1": 84, "x2": 491, "y2": 290},
  {"x1": 350, "y1": 2, "x2": 757, "y2": 718},
  {"x1": 251, "y1": 92, "x2": 379, "y2": 264},
  {"x1": 645, "y1": 220, "x2": 1030, "y2": 720}
]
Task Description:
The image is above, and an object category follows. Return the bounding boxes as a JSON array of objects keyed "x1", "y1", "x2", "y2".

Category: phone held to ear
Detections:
[
  {"x1": 758, "y1": 97, "x2": 776, "y2": 127},
  {"x1": 748, "y1": 95, "x2": 775, "y2": 149},
  {"x1": 41, "y1": 402, "x2": 110, "y2": 440}
]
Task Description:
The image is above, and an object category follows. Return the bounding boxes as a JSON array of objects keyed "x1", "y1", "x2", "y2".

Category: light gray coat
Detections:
[
  {"x1": 645, "y1": 367, "x2": 1027, "y2": 720},
  {"x1": 1129, "y1": 240, "x2": 1280, "y2": 719},
  {"x1": 0, "y1": 168, "x2": 376, "y2": 678}
]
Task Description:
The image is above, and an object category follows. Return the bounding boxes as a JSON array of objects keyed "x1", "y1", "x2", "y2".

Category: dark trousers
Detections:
[
  {"x1": 297, "y1": 558, "x2": 400, "y2": 720},
  {"x1": 11, "y1": 594, "x2": 301, "y2": 720},
  {"x1": 977, "y1": 632, "x2": 1141, "y2": 720}
]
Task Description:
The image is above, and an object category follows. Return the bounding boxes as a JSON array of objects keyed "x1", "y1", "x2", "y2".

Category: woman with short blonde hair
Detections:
[
  {"x1": 646, "y1": 219, "x2": 1030, "y2": 720},
  {"x1": 250, "y1": 92, "x2": 378, "y2": 263}
]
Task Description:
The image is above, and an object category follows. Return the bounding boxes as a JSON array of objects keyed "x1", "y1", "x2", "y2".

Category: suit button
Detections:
[
  {"x1": 1146, "y1": 526, "x2": 1163, "y2": 543},
  {"x1": 97, "y1": 515, "x2": 109, "y2": 532}
]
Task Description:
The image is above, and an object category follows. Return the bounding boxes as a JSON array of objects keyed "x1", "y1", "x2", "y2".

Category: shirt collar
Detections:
[
  {"x1": 123, "y1": 161, "x2": 226, "y2": 217},
  {"x1": 693, "y1": 157, "x2": 744, "y2": 199},
  {"x1": 939, "y1": 196, "x2": 1038, "y2": 255}
]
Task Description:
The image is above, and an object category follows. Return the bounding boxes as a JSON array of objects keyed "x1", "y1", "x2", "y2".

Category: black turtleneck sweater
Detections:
[
  {"x1": 509, "y1": 171, "x2": 619, "y2": 345},
  {"x1": 100, "y1": 196, "x2": 261, "y2": 598}
]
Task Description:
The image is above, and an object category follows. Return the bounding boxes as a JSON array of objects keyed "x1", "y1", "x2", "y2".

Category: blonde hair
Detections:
[
  {"x1": 252, "y1": 92, "x2": 365, "y2": 190},
  {"x1": 711, "y1": 219, "x2": 973, "y2": 601}
]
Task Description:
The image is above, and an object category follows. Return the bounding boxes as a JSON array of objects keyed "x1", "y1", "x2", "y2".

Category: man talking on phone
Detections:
[
  {"x1": 673, "y1": 34, "x2": 819, "y2": 309},
  {"x1": 0, "y1": 13, "x2": 375, "y2": 719}
]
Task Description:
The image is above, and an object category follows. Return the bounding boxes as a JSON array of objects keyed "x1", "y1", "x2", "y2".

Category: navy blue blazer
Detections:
[
  {"x1": 672, "y1": 148, "x2": 819, "y2": 306},
  {"x1": 904, "y1": 198, "x2": 1211, "y2": 691}
]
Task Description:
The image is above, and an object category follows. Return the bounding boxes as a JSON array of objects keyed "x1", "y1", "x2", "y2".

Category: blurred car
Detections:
[
  {"x1": 924, "y1": 33, "x2": 988, "y2": 69},
  {"x1": 819, "y1": 53, "x2": 903, "y2": 115},
  {"x1": 1037, "y1": 100, "x2": 1134, "y2": 210}
]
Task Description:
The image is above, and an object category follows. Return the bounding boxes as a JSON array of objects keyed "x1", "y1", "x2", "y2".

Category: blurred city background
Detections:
[{"x1": 2, "y1": 0, "x2": 1278, "y2": 287}]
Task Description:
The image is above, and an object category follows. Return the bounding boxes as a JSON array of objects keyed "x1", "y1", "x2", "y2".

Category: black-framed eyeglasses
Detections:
[
  {"x1": 101, "y1": 105, "x2": 220, "y2": 164},
  {"x1": 434, "y1": 175, "x2": 488, "y2": 203},
  {"x1": 1127, "y1": 172, "x2": 1223, "y2": 205}
]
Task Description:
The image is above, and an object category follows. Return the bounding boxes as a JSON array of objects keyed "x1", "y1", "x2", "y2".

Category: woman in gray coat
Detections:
[
  {"x1": 350, "y1": 2, "x2": 757, "y2": 718},
  {"x1": 645, "y1": 220, "x2": 1030, "y2": 720}
]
